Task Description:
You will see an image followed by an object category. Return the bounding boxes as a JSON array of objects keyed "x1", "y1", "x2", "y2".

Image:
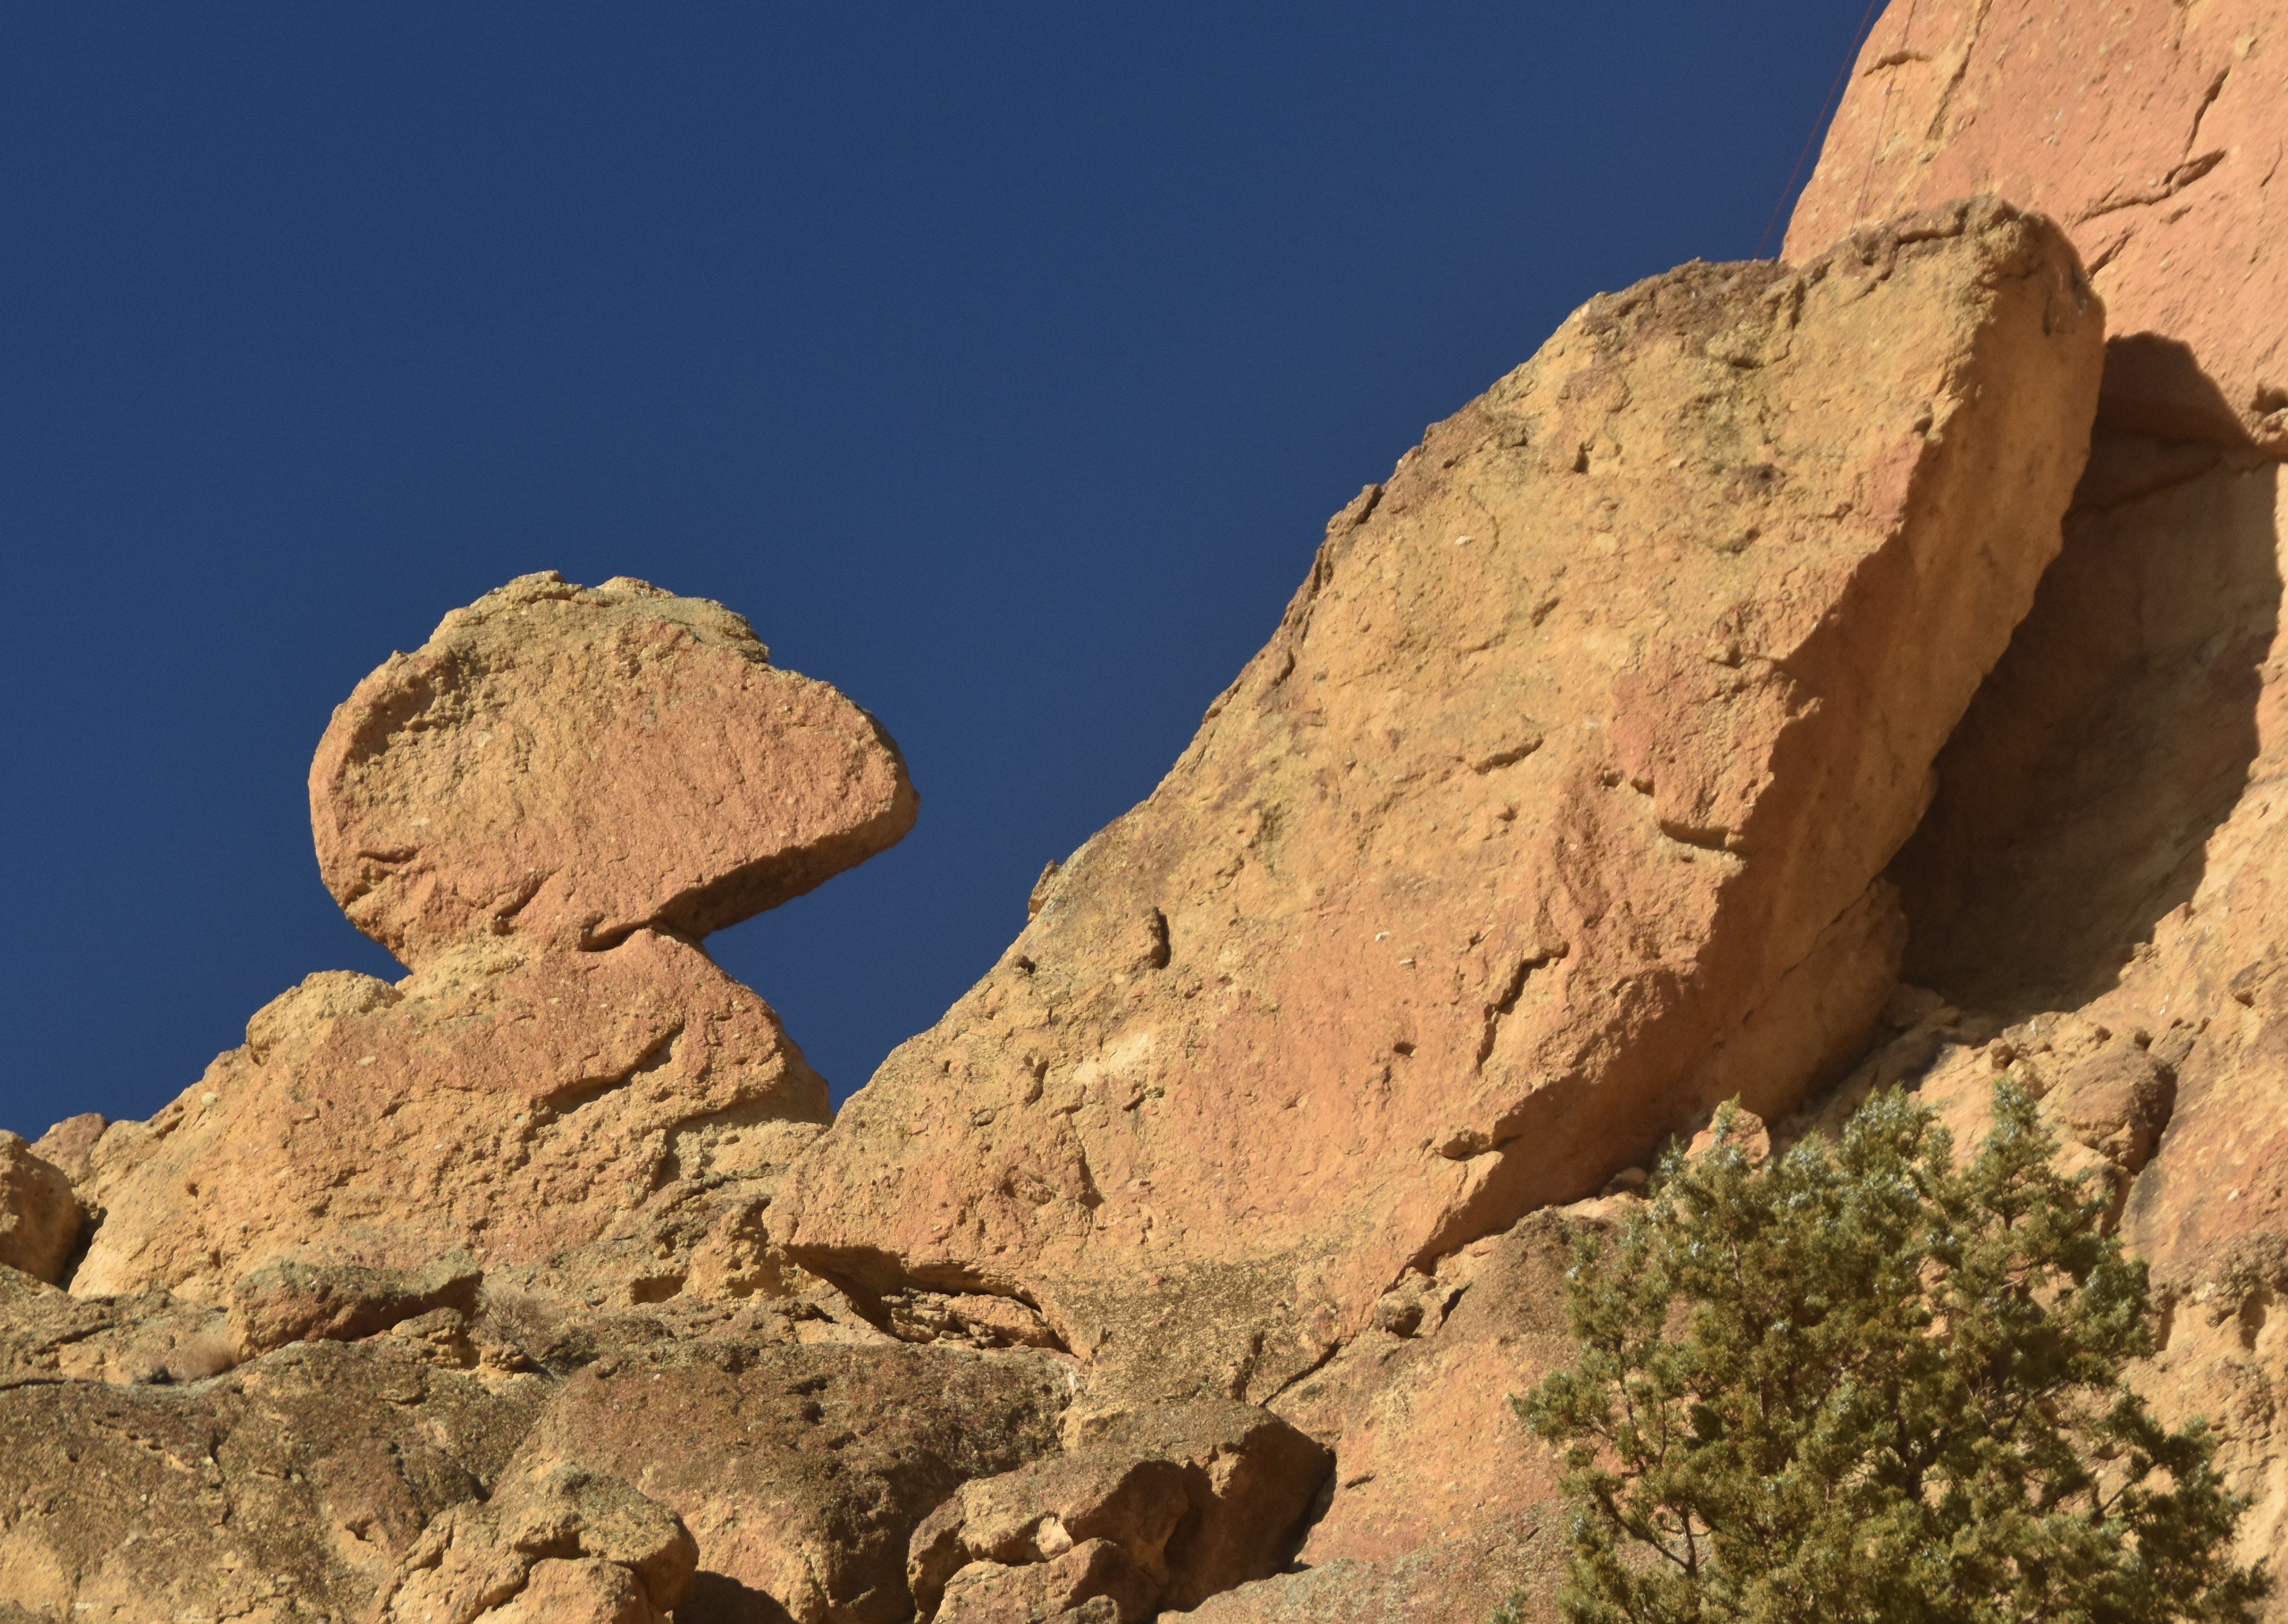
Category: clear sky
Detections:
[{"x1": 1, "y1": 5, "x2": 1874, "y2": 1141}]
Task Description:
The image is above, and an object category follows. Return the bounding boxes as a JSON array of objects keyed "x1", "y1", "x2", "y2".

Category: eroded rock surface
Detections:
[
  {"x1": 909, "y1": 1398, "x2": 1330, "y2": 1622},
  {"x1": 0, "y1": 1336, "x2": 548, "y2": 1620},
  {"x1": 0, "y1": 1135, "x2": 78, "y2": 1287},
  {"x1": 312, "y1": 571, "x2": 916, "y2": 966},
  {"x1": 1790, "y1": 2, "x2": 2288, "y2": 1598},
  {"x1": 1788, "y1": 0, "x2": 2287, "y2": 453},
  {"x1": 781, "y1": 200, "x2": 2105, "y2": 1402},
  {"x1": 508, "y1": 1336, "x2": 1071, "y2": 1624},
  {"x1": 372, "y1": 1461, "x2": 698, "y2": 1624},
  {"x1": 73, "y1": 931, "x2": 830, "y2": 1303}
]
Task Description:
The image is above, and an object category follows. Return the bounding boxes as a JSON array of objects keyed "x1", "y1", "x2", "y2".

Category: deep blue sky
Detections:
[{"x1": 1, "y1": 6, "x2": 1870, "y2": 1141}]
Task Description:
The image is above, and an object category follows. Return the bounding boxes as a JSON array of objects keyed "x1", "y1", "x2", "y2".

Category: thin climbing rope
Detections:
[{"x1": 1756, "y1": 0, "x2": 1891, "y2": 259}]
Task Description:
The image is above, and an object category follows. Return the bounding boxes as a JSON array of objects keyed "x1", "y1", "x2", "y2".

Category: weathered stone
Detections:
[
  {"x1": 0, "y1": 1134, "x2": 78, "y2": 1287},
  {"x1": 1788, "y1": 0, "x2": 2287, "y2": 453},
  {"x1": 0, "y1": 1267, "x2": 232, "y2": 1387},
  {"x1": 310, "y1": 571, "x2": 916, "y2": 967},
  {"x1": 28, "y1": 1113, "x2": 104, "y2": 1191},
  {"x1": 909, "y1": 1398, "x2": 1330, "y2": 1620},
  {"x1": 1182, "y1": 1511, "x2": 1564, "y2": 1624},
  {"x1": 0, "y1": 1337, "x2": 548, "y2": 1619},
  {"x1": 1268, "y1": 1210, "x2": 1592, "y2": 1577},
  {"x1": 935, "y1": 1541, "x2": 1153, "y2": 1624},
  {"x1": 73, "y1": 930, "x2": 828, "y2": 1305},
  {"x1": 509, "y1": 1337, "x2": 1071, "y2": 1624},
  {"x1": 372, "y1": 1461, "x2": 699, "y2": 1624},
  {"x1": 1786, "y1": 7, "x2": 2288, "y2": 1597},
  {"x1": 228, "y1": 1251, "x2": 483, "y2": 1358},
  {"x1": 781, "y1": 201, "x2": 2105, "y2": 1399}
]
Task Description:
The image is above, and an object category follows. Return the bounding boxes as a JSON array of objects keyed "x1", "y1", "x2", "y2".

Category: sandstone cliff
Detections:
[{"x1": 6, "y1": 4, "x2": 2285, "y2": 1617}]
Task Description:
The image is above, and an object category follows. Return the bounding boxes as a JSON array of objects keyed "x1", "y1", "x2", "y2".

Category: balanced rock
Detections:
[
  {"x1": 780, "y1": 200, "x2": 2105, "y2": 1396},
  {"x1": 311, "y1": 571, "x2": 916, "y2": 965},
  {"x1": 72, "y1": 575, "x2": 916, "y2": 1316}
]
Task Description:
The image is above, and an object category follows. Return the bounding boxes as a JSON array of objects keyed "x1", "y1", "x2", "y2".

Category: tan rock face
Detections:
[
  {"x1": 1786, "y1": 0, "x2": 2287, "y2": 454},
  {"x1": 0, "y1": 1336, "x2": 548, "y2": 1620},
  {"x1": 312, "y1": 571, "x2": 916, "y2": 966},
  {"x1": 907, "y1": 1399, "x2": 1331, "y2": 1622},
  {"x1": 781, "y1": 200, "x2": 2105, "y2": 1395},
  {"x1": 0, "y1": 1134, "x2": 79, "y2": 1286},
  {"x1": 510, "y1": 1337, "x2": 1071, "y2": 1624},
  {"x1": 371, "y1": 1462, "x2": 699, "y2": 1624},
  {"x1": 73, "y1": 931, "x2": 828, "y2": 1302}
]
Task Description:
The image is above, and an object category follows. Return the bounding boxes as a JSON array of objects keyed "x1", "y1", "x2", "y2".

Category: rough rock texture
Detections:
[
  {"x1": 61, "y1": 575, "x2": 920, "y2": 1315},
  {"x1": 509, "y1": 1337, "x2": 1071, "y2": 1624},
  {"x1": 0, "y1": 1266, "x2": 231, "y2": 1388},
  {"x1": 228, "y1": 1251, "x2": 483, "y2": 1359},
  {"x1": 1183, "y1": 1513, "x2": 1561, "y2": 1624},
  {"x1": 1789, "y1": 1, "x2": 2288, "y2": 1600},
  {"x1": 72, "y1": 931, "x2": 830, "y2": 1304},
  {"x1": 312, "y1": 571, "x2": 917, "y2": 967},
  {"x1": 1787, "y1": 0, "x2": 2287, "y2": 454},
  {"x1": 0, "y1": 1136, "x2": 78, "y2": 1288},
  {"x1": 371, "y1": 1461, "x2": 698, "y2": 1624},
  {"x1": 907, "y1": 1398, "x2": 1330, "y2": 1621},
  {"x1": 0, "y1": 1336, "x2": 548, "y2": 1620},
  {"x1": 781, "y1": 199, "x2": 2105, "y2": 1405}
]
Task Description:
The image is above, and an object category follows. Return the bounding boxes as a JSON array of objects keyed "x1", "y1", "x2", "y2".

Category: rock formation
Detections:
[
  {"x1": 70, "y1": 573, "x2": 899, "y2": 1310},
  {"x1": 779, "y1": 197, "x2": 2103, "y2": 1410},
  {"x1": 10, "y1": 4, "x2": 2288, "y2": 1616},
  {"x1": 1780, "y1": 0, "x2": 2288, "y2": 1595}
]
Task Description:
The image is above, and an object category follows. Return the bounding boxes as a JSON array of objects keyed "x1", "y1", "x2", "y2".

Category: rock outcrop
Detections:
[
  {"x1": 0, "y1": 1135, "x2": 78, "y2": 1286},
  {"x1": 69, "y1": 574, "x2": 909, "y2": 1309},
  {"x1": 22, "y1": 7, "x2": 2288, "y2": 1612},
  {"x1": 371, "y1": 1461, "x2": 699, "y2": 1624},
  {"x1": 779, "y1": 199, "x2": 2104, "y2": 1407},
  {"x1": 507, "y1": 1337, "x2": 1071, "y2": 1623},
  {"x1": 0, "y1": 1336, "x2": 549, "y2": 1619},
  {"x1": 1786, "y1": 0, "x2": 2288, "y2": 1597},
  {"x1": 1787, "y1": 0, "x2": 2286, "y2": 455},
  {"x1": 907, "y1": 1399, "x2": 1330, "y2": 1622}
]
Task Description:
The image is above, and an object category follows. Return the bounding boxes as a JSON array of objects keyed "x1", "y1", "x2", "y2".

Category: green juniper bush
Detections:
[{"x1": 1502, "y1": 1082, "x2": 2267, "y2": 1624}]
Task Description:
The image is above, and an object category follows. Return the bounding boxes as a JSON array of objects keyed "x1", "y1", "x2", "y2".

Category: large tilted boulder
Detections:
[
  {"x1": 779, "y1": 199, "x2": 2105, "y2": 1402},
  {"x1": 69, "y1": 574, "x2": 911, "y2": 1309},
  {"x1": 1788, "y1": 0, "x2": 2288, "y2": 1600}
]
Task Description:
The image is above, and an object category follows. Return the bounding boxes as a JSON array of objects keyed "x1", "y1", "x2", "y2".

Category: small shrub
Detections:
[{"x1": 1509, "y1": 1083, "x2": 2266, "y2": 1624}]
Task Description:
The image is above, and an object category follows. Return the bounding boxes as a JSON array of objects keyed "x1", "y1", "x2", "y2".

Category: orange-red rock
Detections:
[
  {"x1": 781, "y1": 201, "x2": 2104, "y2": 1397},
  {"x1": 1787, "y1": 0, "x2": 2287, "y2": 452},
  {"x1": 73, "y1": 930, "x2": 828, "y2": 1303},
  {"x1": 1790, "y1": 2, "x2": 2288, "y2": 1591},
  {"x1": 311, "y1": 571, "x2": 916, "y2": 967}
]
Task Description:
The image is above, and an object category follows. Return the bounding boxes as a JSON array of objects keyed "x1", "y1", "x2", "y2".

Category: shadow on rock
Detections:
[{"x1": 1890, "y1": 341, "x2": 2282, "y2": 1012}]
